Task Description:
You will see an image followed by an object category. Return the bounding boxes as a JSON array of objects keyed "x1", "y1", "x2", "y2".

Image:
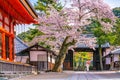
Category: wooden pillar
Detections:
[
  {"x1": 9, "y1": 37, "x2": 13, "y2": 61},
  {"x1": 12, "y1": 37, "x2": 14, "y2": 60},
  {"x1": 9, "y1": 19, "x2": 14, "y2": 61},
  {"x1": 47, "y1": 52, "x2": 48, "y2": 70},
  {"x1": 50, "y1": 53, "x2": 52, "y2": 70},
  {"x1": 2, "y1": 33, "x2": 6, "y2": 59},
  {"x1": 93, "y1": 50, "x2": 95, "y2": 70},
  {"x1": 11, "y1": 22, "x2": 15, "y2": 60},
  {"x1": 50, "y1": 53, "x2": 51, "y2": 70}
]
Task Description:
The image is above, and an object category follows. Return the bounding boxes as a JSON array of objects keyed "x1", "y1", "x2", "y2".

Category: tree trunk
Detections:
[
  {"x1": 52, "y1": 36, "x2": 76, "y2": 72},
  {"x1": 99, "y1": 45, "x2": 103, "y2": 70},
  {"x1": 110, "y1": 55, "x2": 114, "y2": 70},
  {"x1": 52, "y1": 46, "x2": 68, "y2": 72}
]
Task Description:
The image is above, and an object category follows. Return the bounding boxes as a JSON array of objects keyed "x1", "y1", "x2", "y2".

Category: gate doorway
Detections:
[{"x1": 73, "y1": 52, "x2": 93, "y2": 71}]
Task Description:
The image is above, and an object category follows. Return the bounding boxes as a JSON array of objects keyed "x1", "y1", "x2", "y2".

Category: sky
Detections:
[
  {"x1": 104, "y1": 0, "x2": 120, "y2": 8},
  {"x1": 30, "y1": 0, "x2": 120, "y2": 9}
]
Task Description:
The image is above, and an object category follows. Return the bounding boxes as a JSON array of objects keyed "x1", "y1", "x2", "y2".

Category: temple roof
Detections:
[
  {"x1": 111, "y1": 48, "x2": 120, "y2": 54},
  {"x1": 103, "y1": 48, "x2": 120, "y2": 58},
  {"x1": 77, "y1": 42, "x2": 110, "y2": 48},
  {"x1": 14, "y1": 37, "x2": 28, "y2": 54},
  {"x1": 16, "y1": 43, "x2": 57, "y2": 56},
  {"x1": 0, "y1": 0, "x2": 38, "y2": 24}
]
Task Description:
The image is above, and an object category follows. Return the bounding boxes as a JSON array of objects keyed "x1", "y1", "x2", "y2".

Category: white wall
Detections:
[
  {"x1": 114, "y1": 55, "x2": 119, "y2": 62},
  {"x1": 106, "y1": 58, "x2": 111, "y2": 64},
  {"x1": 52, "y1": 58, "x2": 55, "y2": 63},
  {"x1": 30, "y1": 51, "x2": 47, "y2": 61},
  {"x1": 48, "y1": 54, "x2": 55, "y2": 63}
]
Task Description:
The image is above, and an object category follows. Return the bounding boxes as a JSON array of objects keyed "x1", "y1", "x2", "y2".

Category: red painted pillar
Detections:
[
  {"x1": 12, "y1": 37, "x2": 14, "y2": 61},
  {"x1": 9, "y1": 37, "x2": 13, "y2": 61},
  {"x1": 2, "y1": 33, "x2": 6, "y2": 59}
]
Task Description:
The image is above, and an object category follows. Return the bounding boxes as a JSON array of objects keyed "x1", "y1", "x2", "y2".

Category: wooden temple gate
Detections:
[{"x1": 63, "y1": 47, "x2": 109, "y2": 71}]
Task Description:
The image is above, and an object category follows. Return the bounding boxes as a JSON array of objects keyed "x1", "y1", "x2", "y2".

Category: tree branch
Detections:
[
  {"x1": 79, "y1": 8, "x2": 97, "y2": 21},
  {"x1": 65, "y1": 38, "x2": 77, "y2": 47}
]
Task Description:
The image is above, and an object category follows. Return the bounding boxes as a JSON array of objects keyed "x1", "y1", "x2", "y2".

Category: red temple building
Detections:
[{"x1": 0, "y1": 0, "x2": 37, "y2": 61}]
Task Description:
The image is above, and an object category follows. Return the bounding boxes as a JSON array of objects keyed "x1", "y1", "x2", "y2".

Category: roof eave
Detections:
[{"x1": 20, "y1": 0, "x2": 38, "y2": 19}]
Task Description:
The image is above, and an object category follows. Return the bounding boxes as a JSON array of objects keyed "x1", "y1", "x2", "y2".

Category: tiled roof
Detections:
[
  {"x1": 14, "y1": 37, "x2": 28, "y2": 54},
  {"x1": 77, "y1": 34, "x2": 110, "y2": 48},
  {"x1": 17, "y1": 43, "x2": 57, "y2": 56},
  {"x1": 104, "y1": 48, "x2": 120, "y2": 58},
  {"x1": 111, "y1": 48, "x2": 120, "y2": 54},
  {"x1": 77, "y1": 42, "x2": 110, "y2": 48}
]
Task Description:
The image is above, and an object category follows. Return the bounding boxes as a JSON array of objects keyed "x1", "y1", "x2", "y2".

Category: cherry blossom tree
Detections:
[{"x1": 32, "y1": 0, "x2": 114, "y2": 72}]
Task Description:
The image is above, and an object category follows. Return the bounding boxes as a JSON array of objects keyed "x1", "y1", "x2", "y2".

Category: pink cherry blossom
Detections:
[{"x1": 32, "y1": 0, "x2": 115, "y2": 52}]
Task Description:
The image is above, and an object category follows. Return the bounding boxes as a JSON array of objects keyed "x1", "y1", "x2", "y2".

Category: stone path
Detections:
[
  {"x1": 66, "y1": 71, "x2": 120, "y2": 80},
  {"x1": 10, "y1": 71, "x2": 120, "y2": 80}
]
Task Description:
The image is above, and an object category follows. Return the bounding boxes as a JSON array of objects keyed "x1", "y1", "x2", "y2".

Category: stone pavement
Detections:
[
  {"x1": 9, "y1": 71, "x2": 120, "y2": 80},
  {"x1": 67, "y1": 71, "x2": 120, "y2": 80}
]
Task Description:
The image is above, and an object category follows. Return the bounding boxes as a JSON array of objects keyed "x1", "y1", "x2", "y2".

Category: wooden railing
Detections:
[{"x1": 0, "y1": 60, "x2": 36, "y2": 78}]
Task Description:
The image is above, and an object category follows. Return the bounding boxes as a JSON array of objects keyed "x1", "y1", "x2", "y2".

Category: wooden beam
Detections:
[
  {"x1": 50, "y1": 53, "x2": 52, "y2": 70},
  {"x1": 0, "y1": 27, "x2": 14, "y2": 37},
  {"x1": 47, "y1": 51, "x2": 48, "y2": 70}
]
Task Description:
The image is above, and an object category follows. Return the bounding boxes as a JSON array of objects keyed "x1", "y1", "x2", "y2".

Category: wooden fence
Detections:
[{"x1": 0, "y1": 61, "x2": 36, "y2": 76}]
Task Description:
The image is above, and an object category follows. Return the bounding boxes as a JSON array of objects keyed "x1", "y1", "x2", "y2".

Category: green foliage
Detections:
[
  {"x1": 74, "y1": 52, "x2": 92, "y2": 62},
  {"x1": 17, "y1": 28, "x2": 52, "y2": 49},
  {"x1": 38, "y1": 41, "x2": 51, "y2": 49},
  {"x1": 17, "y1": 28, "x2": 44, "y2": 42},
  {"x1": 88, "y1": 19, "x2": 115, "y2": 45},
  {"x1": 88, "y1": 19, "x2": 116, "y2": 70},
  {"x1": 73, "y1": 52, "x2": 92, "y2": 70},
  {"x1": 112, "y1": 18, "x2": 120, "y2": 45},
  {"x1": 113, "y1": 7, "x2": 120, "y2": 18},
  {"x1": 34, "y1": 0, "x2": 63, "y2": 14},
  {"x1": 101, "y1": 18, "x2": 112, "y2": 23}
]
